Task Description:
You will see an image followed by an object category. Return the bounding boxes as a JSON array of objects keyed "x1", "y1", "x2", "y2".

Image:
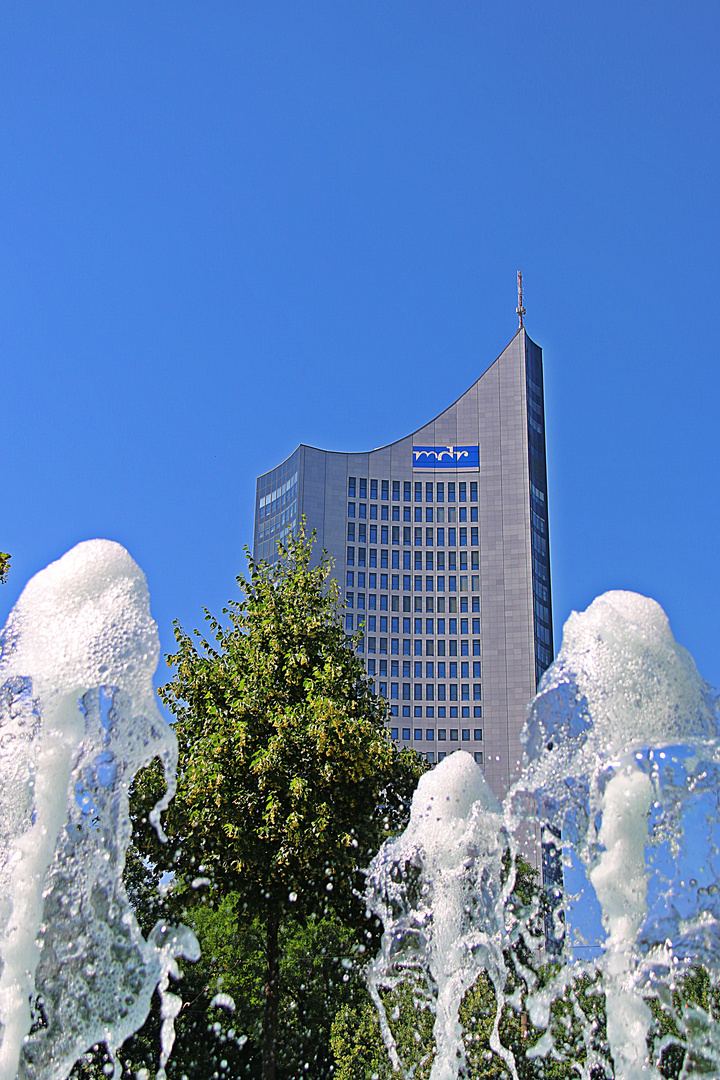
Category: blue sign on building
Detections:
[{"x1": 412, "y1": 445, "x2": 480, "y2": 469}]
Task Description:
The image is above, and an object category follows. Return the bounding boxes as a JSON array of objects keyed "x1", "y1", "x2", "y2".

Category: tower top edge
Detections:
[{"x1": 256, "y1": 328, "x2": 541, "y2": 476}]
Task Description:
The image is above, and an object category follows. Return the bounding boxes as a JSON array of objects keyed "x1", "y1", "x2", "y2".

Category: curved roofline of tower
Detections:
[{"x1": 256, "y1": 327, "x2": 534, "y2": 479}]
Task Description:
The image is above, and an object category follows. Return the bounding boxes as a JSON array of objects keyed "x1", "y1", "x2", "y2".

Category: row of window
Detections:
[
  {"x1": 530, "y1": 509, "x2": 546, "y2": 535},
  {"x1": 348, "y1": 479, "x2": 478, "y2": 502},
  {"x1": 348, "y1": 506, "x2": 478, "y2": 523},
  {"x1": 532, "y1": 554, "x2": 550, "y2": 585},
  {"x1": 362, "y1": 638, "x2": 480, "y2": 657},
  {"x1": 348, "y1": 612, "x2": 477, "y2": 631},
  {"x1": 349, "y1": 618, "x2": 482, "y2": 639},
  {"x1": 356, "y1": 616, "x2": 480, "y2": 636},
  {"x1": 368, "y1": 659, "x2": 482, "y2": 677},
  {"x1": 346, "y1": 597, "x2": 479, "y2": 618},
  {"x1": 375, "y1": 683, "x2": 482, "y2": 701},
  {"x1": 534, "y1": 601, "x2": 551, "y2": 625},
  {"x1": 354, "y1": 636, "x2": 483, "y2": 656},
  {"x1": 533, "y1": 575, "x2": 549, "y2": 603},
  {"x1": 258, "y1": 499, "x2": 298, "y2": 526},
  {"x1": 350, "y1": 630, "x2": 480, "y2": 650},
  {"x1": 530, "y1": 480, "x2": 546, "y2": 505},
  {"x1": 426, "y1": 751, "x2": 483, "y2": 765},
  {"x1": 536, "y1": 642, "x2": 552, "y2": 666},
  {"x1": 257, "y1": 504, "x2": 297, "y2": 541},
  {"x1": 348, "y1": 557, "x2": 479, "y2": 581},
  {"x1": 258, "y1": 471, "x2": 299, "y2": 514},
  {"x1": 347, "y1": 547, "x2": 481, "y2": 569},
  {"x1": 390, "y1": 727, "x2": 483, "y2": 742},
  {"x1": 528, "y1": 413, "x2": 544, "y2": 437},
  {"x1": 532, "y1": 530, "x2": 548, "y2": 558},
  {"x1": 346, "y1": 592, "x2": 479, "y2": 612},
  {"x1": 345, "y1": 576, "x2": 480, "y2": 599},
  {"x1": 528, "y1": 390, "x2": 544, "y2": 422},
  {"x1": 348, "y1": 522, "x2": 479, "y2": 543},
  {"x1": 351, "y1": 595, "x2": 469, "y2": 615},
  {"x1": 348, "y1": 557, "x2": 479, "y2": 579},
  {"x1": 527, "y1": 372, "x2": 543, "y2": 404},
  {"x1": 388, "y1": 705, "x2": 482, "y2": 720}
]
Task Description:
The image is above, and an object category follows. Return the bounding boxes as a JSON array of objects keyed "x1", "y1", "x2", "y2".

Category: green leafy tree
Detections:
[
  {"x1": 71, "y1": 886, "x2": 388, "y2": 1080},
  {"x1": 136, "y1": 525, "x2": 425, "y2": 1080},
  {"x1": 166, "y1": 900, "x2": 372, "y2": 1079},
  {"x1": 0, "y1": 551, "x2": 10, "y2": 584}
]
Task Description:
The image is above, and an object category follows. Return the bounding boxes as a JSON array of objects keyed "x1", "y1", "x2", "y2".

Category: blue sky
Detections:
[{"x1": 2, "y1": 2, "x2": 719, "y2": 692}]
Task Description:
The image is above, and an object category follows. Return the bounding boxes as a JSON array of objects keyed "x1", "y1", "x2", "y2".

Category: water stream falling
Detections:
[{"x1": 0, "y1": 541, "x2": 199, "y2": 1080}]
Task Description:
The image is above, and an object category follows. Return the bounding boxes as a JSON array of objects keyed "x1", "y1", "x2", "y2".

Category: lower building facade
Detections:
[{"x1": 253, "y1": 326, "x2": 553, "y2": 802}]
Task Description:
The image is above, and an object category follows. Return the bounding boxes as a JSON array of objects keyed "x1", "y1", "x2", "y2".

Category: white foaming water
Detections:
[
  {"x1": 0, "y1": 541, "x2": 199, "y2": 1080},
  {"x1": 518, "y1": 590, "x2": 720, "y2": 1079},
  {"x1": 366, "y1": 751, "x2": 521, "y2": 1080}
]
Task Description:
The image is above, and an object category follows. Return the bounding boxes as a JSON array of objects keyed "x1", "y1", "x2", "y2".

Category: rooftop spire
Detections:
[{"x1": 516, "y1": 270, "x2": 526, "y2": 329}]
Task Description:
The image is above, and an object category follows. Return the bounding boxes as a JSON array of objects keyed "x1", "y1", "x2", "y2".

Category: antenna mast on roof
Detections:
[{"x1": 516, "y1": 270, "x2": 526, "y2": 329}]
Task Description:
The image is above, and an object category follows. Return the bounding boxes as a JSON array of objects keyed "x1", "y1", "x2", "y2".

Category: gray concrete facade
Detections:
[{"x1": 254, "y1": 328, "x2": 553, "y2": 801}]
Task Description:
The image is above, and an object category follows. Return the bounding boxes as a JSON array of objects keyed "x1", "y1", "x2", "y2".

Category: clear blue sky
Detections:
[{"x1": 2, "y1": 2, "x2": 718, "y2": 693}]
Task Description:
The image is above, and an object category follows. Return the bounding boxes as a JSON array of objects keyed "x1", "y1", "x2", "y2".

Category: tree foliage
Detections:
[
  {"x1": 133, "y1": 525, "x2": 426, "y2": 1078},
  {"x1": 0, "y1": 551, "x2": 10, "y2": 584},
  {"x1": 151, "y1": 525, "x2": 423, "y2": 913},
  {"x1": 77, "y1": 899, "x2": 368, "y2": 1080}
]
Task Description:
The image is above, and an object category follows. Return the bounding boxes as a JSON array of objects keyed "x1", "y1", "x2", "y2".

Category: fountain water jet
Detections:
[
  {"x1": 518, "y1": 590, "x2": 720, "y2": 1079},
  {"x1": 365, "y1": 752, "x2": 527, "y2": 1080},
  {"x1": 368, "y1": 590, "x2": 720, "y2": 1079},
  {"x1": 0, "y1": 540, "x2": 199, "y2": 1080},
  {"x1": 3, "y1": 544, "x2": 719, "y2": 1079}
]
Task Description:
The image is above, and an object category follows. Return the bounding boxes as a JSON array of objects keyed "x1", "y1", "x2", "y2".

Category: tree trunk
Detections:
[{"x1": 262, "y1": 913, "x2": 280, "y2": 1080}]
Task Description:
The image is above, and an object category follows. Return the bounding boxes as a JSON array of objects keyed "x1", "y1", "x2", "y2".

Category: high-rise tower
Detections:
[{"x1": 253, "y1": 323, "x2": 553, "y2": 800}]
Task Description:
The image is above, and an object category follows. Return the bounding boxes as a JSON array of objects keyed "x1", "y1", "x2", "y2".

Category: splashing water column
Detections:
[
  {"x1": 365, "y1": 751, "x2": 516, "y2": 1080},
  {"x1": 368, "y1": 589, "x2": 720, "y2": 1079},
  {"x1": 0, "y1": 541, "x2": 199, "y2": 1080},
  {"x1": 518, "y1": 590, "x2": 720, "y2": 1079},
  {"x1": 589, "y1": 767, "x2": 654, "y2": 1079}
]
